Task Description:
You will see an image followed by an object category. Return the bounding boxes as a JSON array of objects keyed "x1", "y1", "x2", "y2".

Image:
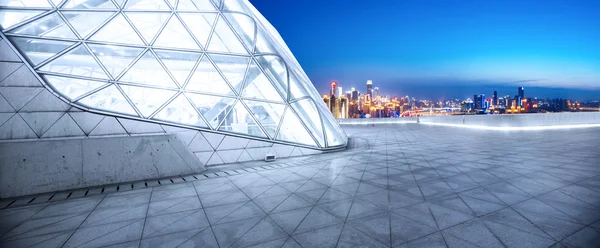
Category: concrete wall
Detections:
[{"x1": 0, "y1": 134, "x2": 202, "y2": 198}]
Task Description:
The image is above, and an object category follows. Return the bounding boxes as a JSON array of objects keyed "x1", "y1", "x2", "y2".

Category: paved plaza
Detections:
[{"x1": 1, "y1": 124, "x2": 600, "y2": 248}]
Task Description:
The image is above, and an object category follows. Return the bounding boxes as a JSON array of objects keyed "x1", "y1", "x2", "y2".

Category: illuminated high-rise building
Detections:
[
  {"x1": 518, "y1": 87, "x2": 525, "y2": 106},
  {"x1": 337, "y1": 86, "x2": 343, "y2": 98},
  {"x1": 351, "y1": 87, "x2": 358, "y2": 101},
  {"x1": 366, "y1": 80, "x2": 373, "y2": 98},
  {"x1": 493, "y1": 91, "x2": 498, "y2": 106},
  {"x1": 330, "y1": 81, "x2": 337, "y2": 97}
]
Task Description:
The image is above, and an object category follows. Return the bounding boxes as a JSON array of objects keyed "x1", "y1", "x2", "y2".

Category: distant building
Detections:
[
  {"x1": 493, "y1": 91, "x2": 498, "y2": 106},
  {"x1": 517, "y1": 87, "x2": 524, "y2": 106},
  {"x1": 351, "y1": 87, "x2": 358, "y2": 101},
  {"x1": 366, "y1": 80, "x2": 373, "y2": 98},
  {"x1": 330, "y1": 81, "x2": 337, "y2": 97}
]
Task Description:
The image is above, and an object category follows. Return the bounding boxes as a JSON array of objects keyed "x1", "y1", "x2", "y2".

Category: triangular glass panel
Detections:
[
  {"x1": 49, "y1": 0, "x2": 62, "y2": 7},
  {"x1": 124, "y1": 0, "x2": 170, "y2": 10},
  {"x1": 44, "y1": 75, "x2": 107, "y2": 100},
  {"x1": 178, "y1": 13, "x2": 216, "y2": 49},
  {"x1": 0, "y1": 10, "x2": 45, "y2": 30},
  {"x1": 88, "y1": 43, "x2": 144, "y2": 79},
  {"x1": 186, "y1": 56, "x2": 234, "y2": 96},
  {"x1": 113, "y1": 0, "x2": 125, "y2": 8},
  {"x1": 289, "y1": 73, "x2": 309, "y2": 100},
  {"x1": 254, "y1": 27, "x2": 278, "y2": 54},
  {"x1": 61, "y1": 11, "x2": 115, "y2": 38},
  {"x1": 210, "y1": 0, "x2": 221, "y2": 9},
  {"x1": 322, "y1": 113, "x2": 345, "y2": 146},
  {"x1": 125, "y1": 12, "x2": 170, "y2": 44},
  {"x1": 61, "y1": 0, "x2": 116, "y2": 9},
  {"x1": 165, "y1": 0, "x2": 176, "y2": 9},
  {"x1": 218, "y1": 101, "x2": 266, "y2": 138},
  {"x1": 207, "y1": 16, "x2": 247, "y2": 54},
  {"x1": 39, "y1": 44, "x2": 109, "y2": 79},
  {"x1": 153, "y1": 15, "x2": 199, "y2": 50},
  {"x1": 9, "y1": 12, "x2": 76, "y2": 39},
  {"x1": 77, "y1": 85, "x2": 137, "y2": 116},
  {"x1": 0, "y1": 0, "x2": 51, "y2": 8},
  {"x1": 209, "y1": 54, "x2": 248, "y2": 94},
  {"x1": 154, "y1": 93, "x2": 208, "y2": 127},
  {"x1": 241, "y1": 60, "x2": 284, "y2": 102},
  {"x1": 119, "y1": 51, "x2": 178, "y2": 89},
  {"x1": 9, "y1": 37, "x2": 74, "y2": 65},
  {"x1": 243, "y1": 100, "x2": 285, "y2": 138},
  {"x1": 222, "y1": 0, "x2": 246, "y2": 12},
  {"x1": 223, "y1": 13, "x2": 255, "y2": 52},
  {"x1": 276, "y1": 107, "x2": 318, "y2": 147},
  {"x1": 89, "y1": 13, "x2": 144, "y2": 45},
  {"x1": 120, "y1": 85, "x2": 177, "y2": 117},
  {"x1": 255, "y1": 56, "x2": 287, "y2": 100},
  {"x1": 291, "y1": 99, "x2": 325, "y2": 147},
  {"x1": 186, "y1": 93, "x2": 235, "y2": 129},
  {"x1": 155, "y1": 49, "x2": 201, "y2": 85},
  {"x1": 177, "y1": 0, "x2": 215, "y2": 11}
]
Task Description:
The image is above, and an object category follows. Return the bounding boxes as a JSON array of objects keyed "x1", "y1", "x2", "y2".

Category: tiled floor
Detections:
[{"x1": 1, "y1": 124, "x2": 600, "y2": 248}]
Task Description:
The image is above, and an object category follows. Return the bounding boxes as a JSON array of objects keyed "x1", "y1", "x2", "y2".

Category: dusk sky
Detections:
[{"x1": 250, "y1": 0, "x2": 600, "y2": 100}]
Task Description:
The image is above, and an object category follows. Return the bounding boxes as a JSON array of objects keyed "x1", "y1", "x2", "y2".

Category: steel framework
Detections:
[{"x1": 0, "y1": 0, "x2": 348, "y2": 149}]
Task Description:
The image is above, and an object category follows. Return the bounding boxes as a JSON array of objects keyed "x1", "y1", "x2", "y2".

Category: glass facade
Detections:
[{"x1": 0, "y1": 0, "x2": 347, "y2": 149}]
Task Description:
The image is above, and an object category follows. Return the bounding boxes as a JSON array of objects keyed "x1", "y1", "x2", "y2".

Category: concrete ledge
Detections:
[
  {"x1": 337, "y1": 117, "x2": 417, "y2": 125},
  {"x1": 420, "y1": 112, "x2": 600, "y2": 127},
  {"x1": 0, "y1": 134, "x2": 205, "y2": 198},
  {"x1": 339, "y1": 112, "x2": 600, "y2": 128}
]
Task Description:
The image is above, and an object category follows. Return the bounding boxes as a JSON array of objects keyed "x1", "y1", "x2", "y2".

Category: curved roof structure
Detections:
[{"x1": 0, "y1": 0, "x2": 347, "y2": 149}]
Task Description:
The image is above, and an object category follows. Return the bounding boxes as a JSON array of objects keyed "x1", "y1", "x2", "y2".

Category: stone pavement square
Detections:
[{"x1": 1, "y1": 124, "x2": 600, "y2": 247}]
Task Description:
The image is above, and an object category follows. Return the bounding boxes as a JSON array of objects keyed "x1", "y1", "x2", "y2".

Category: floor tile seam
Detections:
[
  {"x1": 552, "y1": 187, "x2": 600, "y2": 210},
  {"x1": 480, "y1": 211, "x2": 557, "y2": 241},
  {"x1": 457, "y1": 190, "x2": 509, "y2": 207},
  {"x1": 191, "y1": 179, "x2": 221, "y2": 248},
  {"x1": 222, "y1": 213, "x2": 276, "y2": 248},
  {"x1": 0, "y1": 229, "x2": 74, "y2": 248},
  {"x1": 536, "y1": 184, "x2": 600, "y2": 212},
  {"x1": 440, "y1": 231, "x2": 488, "y2": 248},
  {"x1": 292, "y1": 155, "x2": 364, "y2": 242},
  {"x1": 67, "y1": 215, "x2": 146, "y2": 248},
  {"x1": 333, "y1": 163, "x2": 380, "y2": 247},
  {"x1": 82, "y1": 203, "x2": 152, "y2": 227},
  {"x1": 148, "y1": 193, "x2": 203, "y2": 203},
  {"x1": 59, "y1": 193, "x2": 109, "y2": 248},
  {"x1": 342, "y1": 214, "x2": 393, "y2": 248},
  {"x1": 426, "y1": 206, "x2": 451, "y2": 248},
  {"x1": 549, "y1": 224, "x2": 593, "y2": 248},
  {"x1": 0, "y1": 223, "x2": 80, "y2": 243},
  {"x1": 0, "y1": 202, "x2": 56, "y2": 240},
  {"x1": 573, "y1": 182, "x2": 600, "y2": 194},
  {"x1": 1, "y1": 206, "x2": 96, "y2": 242},
  {"x1": 133, "y1": 186, "x2": 154, "y2": 248},
  {"x1": 142, "y1": 206, "x2": 207, "y2": 239}
]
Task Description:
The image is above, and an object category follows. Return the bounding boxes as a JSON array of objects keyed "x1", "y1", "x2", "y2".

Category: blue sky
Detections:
[{"x1": 249, "y1": 0, "x2": 600, "y2": 100}]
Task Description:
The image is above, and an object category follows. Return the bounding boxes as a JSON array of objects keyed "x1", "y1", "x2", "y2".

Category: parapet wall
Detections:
[
  {"x1": 420, "y1": 112, "x2": 600, "y2": 127},
  {"x1": 338, "y1": 112, "x2": 600, "y2": 127}
]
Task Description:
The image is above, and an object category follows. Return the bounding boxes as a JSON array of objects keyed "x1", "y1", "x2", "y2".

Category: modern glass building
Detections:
[{"x1": 0, "y1": 0, "x2": 347, "y2": 149}]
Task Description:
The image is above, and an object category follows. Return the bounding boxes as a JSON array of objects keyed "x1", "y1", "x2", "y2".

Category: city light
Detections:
[{"x1": 322, "y1": 82, "x2": 598, "y2": 119}]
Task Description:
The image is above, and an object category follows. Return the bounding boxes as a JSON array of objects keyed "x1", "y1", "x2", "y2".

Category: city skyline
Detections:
[{"x1": 251, "y1": 0, "x2": 600, "y2": 99}]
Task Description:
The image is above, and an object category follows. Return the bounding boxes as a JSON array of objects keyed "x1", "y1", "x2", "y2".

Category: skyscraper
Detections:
[
  {"x1": 351, "y1": 87, "x2": 358, "y2": 101},
  {"x1": 337, "y1": 86, "x2": 343, "y2": 98},
  {"x1": 330, "y1": 81, "x2": 337, "y2": 97},
  {"x1": 493, "y1": 91, "x2": 498, "y2": 106},
  {"x1": 518, "y1": 87, "x2": 525, "y2": 107},
  {"x1": 366, "y1": 80, "x2": 373, "y2": 98}
]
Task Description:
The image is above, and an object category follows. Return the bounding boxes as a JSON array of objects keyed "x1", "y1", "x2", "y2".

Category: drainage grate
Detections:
[{"x1": 0, "y1": 153, "x2": 340, "y2": 210}]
